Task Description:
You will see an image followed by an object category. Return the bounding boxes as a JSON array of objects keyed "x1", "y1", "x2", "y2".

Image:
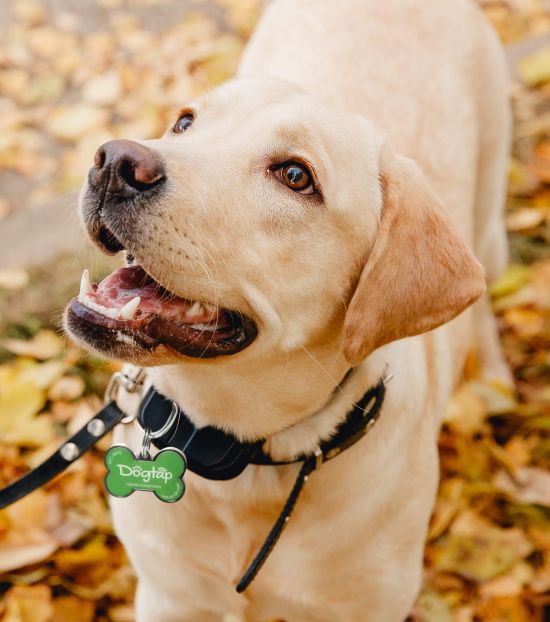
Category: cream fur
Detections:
[{"x1": 77, "y1": 1, "x2": 511, "y2": 620}]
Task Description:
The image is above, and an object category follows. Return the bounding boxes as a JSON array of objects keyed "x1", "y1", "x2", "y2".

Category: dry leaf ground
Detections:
[{"x1": 0, "y1": 1, "x2": 549, "y2": 621}]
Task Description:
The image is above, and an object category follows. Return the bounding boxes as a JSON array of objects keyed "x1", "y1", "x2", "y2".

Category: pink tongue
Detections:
[{"x1": 94, "y1": 266, "x2": 211, "y2": 320}]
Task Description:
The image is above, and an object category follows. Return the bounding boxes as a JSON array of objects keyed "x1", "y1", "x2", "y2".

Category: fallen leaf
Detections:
[
  {"x1": 0, "y1": 268, "x2": 29, "y2": 291},
  {"x1": 0, "y1": 379, "x2": 46, "y2": 431},
  {"x1": 475, "y1": 596, "x2": 532, "y2": 622},
  {"x1": 467, "y1": 381, "x2": 517, "y2": 415},
  {"x1": 47, "y1": 375, "x2": 85, "y2": 402},
  {"x1": 82, "y1": 69, "x2": 123, "y2": 106},
  {"x1": 529, "y1": 556, "x2": 550, "y2": 593},
  {"x1": 46, "y1": 104, "x2": 109, "y2": 142},
  {"x1": 493, "y1": 467, "x2": 550, "y2": 506},
  {"x1": 414, "y1": 591, "x2": 452, "y2": 622},
  {"x1": 54, "y1": 535, "x2": 111, "y2": 573},
  {"x1": 108, "y1": 604, "x2": 135, "y2": 622},
  {"x1": 11, "y1": 0, "x2": 46, "y2": 26},
  {"x1": 518, "y1": 46, "x2": 550, "y2": 86},
  {"x1": 0, "y1": 539, "x2": 59, "y2": 573},
  {"x1": 432, "y1": 511, "x2": 533, "y2": 581},
  {"x1": 51, "y1": 595, "x2": 95, "y2": 622},
  {"x1": 444, "y1": 385, "x2": 487, "y2": 435},
  {"x1": 479, "y1": 561, "x2": 533, "y2": 599},
  {"x1": 506, "y1": 207, "x2": 545, "y2": 231},
  {"x1": 1, "y1": 330, "x2": 63, "y2": 360},
  {"x1": 17, "y1": 359, "x2": 67, "y2": 390},
  {"x1": 490, "y1": 265, "x2": 531, "y2": 298}
]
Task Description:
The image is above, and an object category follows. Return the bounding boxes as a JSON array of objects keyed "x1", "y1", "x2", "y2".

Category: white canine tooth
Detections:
[
  {"x1": 79, "y1": 269, "x2": 93, "y2": 300},
  {"x1": 187, "y1": 301, "x2": 204, "y2": 317},
  {"x1": 119, "y1": 296, "x2": 140, "y2": 320}
]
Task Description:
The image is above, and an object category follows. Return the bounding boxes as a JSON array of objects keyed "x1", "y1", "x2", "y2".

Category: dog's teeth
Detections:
[
  {"x1": 119, "y1": 296, "x2": 140, "y2": 320},
  {"x1": 80, "y1": 294, "x2": 122, "y2": 320},
  {"x1": 187, "y1": 301, "x2": 204, "y2": 317},
  {"x1": 79, "y1": 269, "x2": 93, "y2": 300}
]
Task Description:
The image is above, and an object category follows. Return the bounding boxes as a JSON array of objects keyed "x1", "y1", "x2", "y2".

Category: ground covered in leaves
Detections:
[{"x1": 0, "y1": 0, "x2": 549, "y2": 620}]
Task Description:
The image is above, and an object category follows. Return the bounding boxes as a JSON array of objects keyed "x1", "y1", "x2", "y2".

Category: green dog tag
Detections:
[{"x1": 105, "y1": 444, "x2": 186, "y2": 503}]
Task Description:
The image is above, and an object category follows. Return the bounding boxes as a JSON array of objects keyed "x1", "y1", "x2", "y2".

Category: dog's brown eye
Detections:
[
  {"x1": 275, "y1": 162, "x2": 315, "y2": 195},
  {"x1": 173, "y1": 114, "x2": 194, "y2": 134}
]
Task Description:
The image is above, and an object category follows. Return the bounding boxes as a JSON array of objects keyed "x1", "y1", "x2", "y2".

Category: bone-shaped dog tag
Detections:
[{"x1": 105, "y1": 445, "x2": 186, "y2": 503}]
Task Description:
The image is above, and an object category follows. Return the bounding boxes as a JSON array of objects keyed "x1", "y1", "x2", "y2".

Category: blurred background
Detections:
[{"x1": 0, "y1": 0, "x2": 549, "y2": 620}]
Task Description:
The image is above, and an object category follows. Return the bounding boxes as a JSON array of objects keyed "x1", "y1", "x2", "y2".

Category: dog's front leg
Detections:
[
  {"x1": 108, "y1": 415, "x2": 248, "y2": 621},
  {"x1": 135, "y1": 581, "x2": 243, "y2": 622}
]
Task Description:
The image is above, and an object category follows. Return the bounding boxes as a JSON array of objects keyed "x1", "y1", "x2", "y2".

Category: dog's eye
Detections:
[
  {"x1": 173, "y1": 114, "x2": 194, "y2": 134},
  {"x1": 274, "y1": 162, "x2": 316, "y2": 195}
]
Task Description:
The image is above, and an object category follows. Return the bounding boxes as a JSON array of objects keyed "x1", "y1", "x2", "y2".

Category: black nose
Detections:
[{"x1": 91, "y1": 139, "x2": 165, "y2": 198}]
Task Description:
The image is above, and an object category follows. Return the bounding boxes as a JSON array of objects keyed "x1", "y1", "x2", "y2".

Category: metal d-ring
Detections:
[{"x1": 135, "y1": 401, "x2": 180, "y2": 439}]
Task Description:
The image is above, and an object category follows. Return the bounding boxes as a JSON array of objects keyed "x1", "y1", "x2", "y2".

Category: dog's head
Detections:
[{"x1": 65, "y1": 78, "x2": 485, "y2": 368}]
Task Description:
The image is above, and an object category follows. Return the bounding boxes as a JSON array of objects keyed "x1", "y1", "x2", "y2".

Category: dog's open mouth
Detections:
[{"x1": 66, "y1": 265, "x2": 257, "y2": 359}]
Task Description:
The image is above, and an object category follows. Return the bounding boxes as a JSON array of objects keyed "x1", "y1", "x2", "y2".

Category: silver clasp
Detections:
[{"x1": 105, "y1": 367, "x2": 146, "y2": 423}]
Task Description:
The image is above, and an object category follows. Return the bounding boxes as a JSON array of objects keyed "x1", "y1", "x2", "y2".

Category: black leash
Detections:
[
  {"x1": 0, "y1": 369, "x2": 145, "y2": 509},
  {"x1": 236, "y1": 456, "x2": 316, "y2": 592},
  {"x1": 0, "y1": 401, "x2": 124, "y2": 508},
  {"x1": 0, "y1": 369, "x2": 387, "y2": 592}
]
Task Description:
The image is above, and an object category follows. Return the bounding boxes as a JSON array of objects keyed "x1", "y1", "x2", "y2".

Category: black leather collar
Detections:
[{"x1": 138, "y1": 378, "x2": 386, "y2": 481}]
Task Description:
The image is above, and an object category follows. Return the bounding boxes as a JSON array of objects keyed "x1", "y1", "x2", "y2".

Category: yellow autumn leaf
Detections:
[
  {"x1": 489, "y1": 264, "x2": 531, "y2": 298},
  {"x1": 444, "y1": 385, "x2": 487, "y2": 435},
  {"x1": 53, "y1": 596, "x2": 95, "y2": 622},
  {"x1": 2, "y1": 330, "x2": 63, "y2": 360},
  {"x1": 432, "y1": 511, "x2": 534, "y2": 582},
  {"x1": 476, "y1": 596, "x2": 532, "y2": 622},
  {"x1": 414, "y1": 592, "x2": 452, "y2": 622},
  {"x1": 2, "y1": 416, "x2": 55, "y2": 447},
  {"x1": 518, "y1": 46, "x2": 550, "y2": 86},
  {"x1": 54, "y1": 536, "x2": 111, "y2": 572},
  {"x1": 467, "y1": 380, "x2": 517, "y2": 415},
  {"x1": 1, "y1": 585, "x2": 54, "y2": 622},
  {"x1": 0, "y1": 380, "x2": 46, "y2": 431},
  {"x1": 18, "y1": 359, "x2": 68, "y2": 390}
]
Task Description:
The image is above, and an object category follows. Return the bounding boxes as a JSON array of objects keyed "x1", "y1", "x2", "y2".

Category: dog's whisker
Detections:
[{"x1": 300, "y1": 345, "x2": 356, "y2": 407}]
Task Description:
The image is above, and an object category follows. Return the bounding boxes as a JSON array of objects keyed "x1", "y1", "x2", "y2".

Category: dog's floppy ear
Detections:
[{"x1": 343, "y1": 145, "x2": 486, "y2": 365}]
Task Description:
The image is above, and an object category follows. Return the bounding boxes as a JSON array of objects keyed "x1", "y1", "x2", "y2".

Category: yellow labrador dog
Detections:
[{"x1": 66, "y1": 0, "x2": 510, "y2": 620}]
